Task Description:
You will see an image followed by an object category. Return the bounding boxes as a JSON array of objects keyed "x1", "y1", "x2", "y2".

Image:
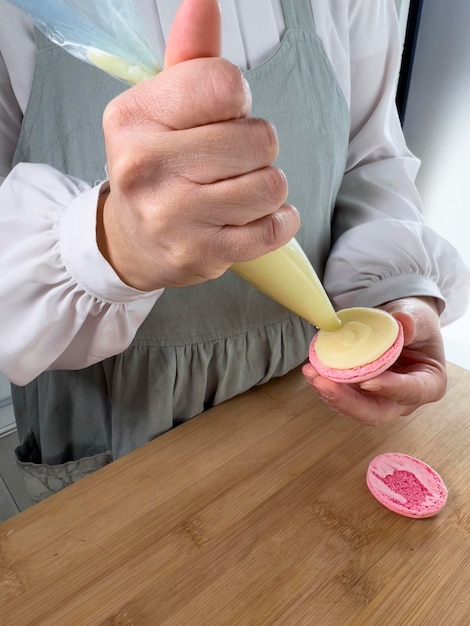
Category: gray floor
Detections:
[{"x1": 0, "y1": 430, "x2": 33, "y2": 522}]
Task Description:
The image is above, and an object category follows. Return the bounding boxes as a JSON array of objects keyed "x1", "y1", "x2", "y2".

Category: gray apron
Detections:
[{"x1": 12, "y1": 0, "x2": 349, "y2": 503}]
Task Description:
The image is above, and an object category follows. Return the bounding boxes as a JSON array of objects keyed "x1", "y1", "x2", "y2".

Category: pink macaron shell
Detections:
[
  {"x1": 366, "y1": 453, "x2": 448, "y2": 519},
  {"x1": 308, "y1": 320, "x2": 404, "y2": 384}
]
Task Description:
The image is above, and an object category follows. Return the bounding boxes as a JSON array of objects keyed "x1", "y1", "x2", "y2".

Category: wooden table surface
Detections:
[{"x1": 1, "y1": 363, "x2": 469, "y2": 625}]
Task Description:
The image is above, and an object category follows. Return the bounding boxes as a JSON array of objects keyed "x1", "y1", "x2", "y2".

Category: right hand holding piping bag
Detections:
[{"x1": 99, "y1": 0, "x2": 301, "y2": 293}]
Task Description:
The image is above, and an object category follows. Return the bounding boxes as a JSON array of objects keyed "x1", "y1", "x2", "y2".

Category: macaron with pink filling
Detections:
[
  {"x1": 366, "y1": 453, "x2": 448, "y2": 518},
  {"x1": 309, "y1": 307, "x2": 404, "y2": 384}
]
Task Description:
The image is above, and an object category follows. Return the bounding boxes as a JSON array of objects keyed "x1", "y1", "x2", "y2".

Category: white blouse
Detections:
[{"x1": 0, "y1": 0, "x2": 468, "y2": 385}]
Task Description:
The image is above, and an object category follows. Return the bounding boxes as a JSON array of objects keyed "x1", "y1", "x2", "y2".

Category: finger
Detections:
[
  {"x1": 220, "y1": 204, "x2": 300, "y2": 262},
  {"x1": 302, "y1": 367, "x2": 402, "y2": 425},
  {"x1": 359, "y1": 366, "x2": 447, "y2": 405},
  {"x1": 165, "y1": 0, "x2": 221, "y2": 68},
  {"x1": 380, "y1": 301, "x2": 419, "y2": 346},
  {"x1": 145, "y1": 203, "x2": 299, "y2": 278},
  {"x1": 107, "y1": 58, "x2": 251, "y2": 132},
  {"x1": 389, "y1": 311, "x2": 416, "y2": 345},
  {"x1": 149, "y1": 165, "x2": 290, "y2": 230},
  {"x1": 304, "y1": 361, "x2": 445, "y2": 423},
  {"x1": 136, "y1": 117, "x2": 279, "y2": 183},
  {"x1": 198, "y1": 167, "x2": 289, "y2": 225}
]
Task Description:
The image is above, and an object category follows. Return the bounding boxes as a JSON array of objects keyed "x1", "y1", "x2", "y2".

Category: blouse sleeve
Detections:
[
  {"x1": 0, "y1": 4, "x2": 163, "y2": 386},
  {"x1": 324, "y1": 0, "x2": 469, "y2": 325},
  {"x1": 0, "y1": 165, "x2": 163, "y2": 386}
]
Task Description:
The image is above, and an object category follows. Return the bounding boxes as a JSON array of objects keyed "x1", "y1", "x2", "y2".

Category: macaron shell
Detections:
[
  {"x1": 366, "y1": 453, "x2": 448, "y2": 519},
  {"x1": 308, "y1": 320, "x2": 404, "y2": 384}
]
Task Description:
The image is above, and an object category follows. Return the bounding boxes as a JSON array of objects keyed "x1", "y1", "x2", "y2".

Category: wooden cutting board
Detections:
[{"x1": 1, "y1": 362, "x2": 469, "y2": 624}]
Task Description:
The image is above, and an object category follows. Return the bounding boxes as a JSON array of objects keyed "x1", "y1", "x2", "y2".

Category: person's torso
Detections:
[{"x1": 13, "y1": 0, "x2": 349, "y2": 345}]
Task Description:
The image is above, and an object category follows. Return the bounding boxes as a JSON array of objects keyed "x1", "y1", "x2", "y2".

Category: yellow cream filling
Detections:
[
  {"x1": 314, "y1": 307, "x2": 399, "y2": 369},
  {"x1": 87, "y1": 48, "x2": 157, "y2": 85},
  {"x1": 232, "y1": 239, "x2": 341, "y2": 332}
]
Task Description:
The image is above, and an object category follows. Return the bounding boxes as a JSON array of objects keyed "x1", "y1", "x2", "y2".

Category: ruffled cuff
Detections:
[
  {"x1": 60, "y1": 182, "x2": 161, "y2": 304},
  {"x1": 0, "y1": 164, "x2": 163, "y2": 385},
  {"x1": 324, "y1": 219, "x2": 470, "y2": 326}
]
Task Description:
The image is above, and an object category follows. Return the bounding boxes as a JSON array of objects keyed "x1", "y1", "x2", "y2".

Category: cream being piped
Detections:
[
  {"x1": 231, "y1": 238, "x2": 342, "y2": 332},
  {"x1": 232, "y1": 243, "x2": 404, "y2": 378}
]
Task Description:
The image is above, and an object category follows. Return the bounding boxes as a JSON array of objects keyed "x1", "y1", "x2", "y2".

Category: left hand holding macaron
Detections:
[{"x1": 302, "y1": 297, "x2": 447, "y2": 425}]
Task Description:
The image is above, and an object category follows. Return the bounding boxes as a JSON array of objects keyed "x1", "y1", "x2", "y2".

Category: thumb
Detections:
[
  {"x1": 381, "y1": 301, "x2": 416, "y2": 346},
  {"x1": 391, "y1": 311, "x2": 416, "y2": 346},
  {"x1": 164, "y1": 0, "x2": 222, "y2": 69}
]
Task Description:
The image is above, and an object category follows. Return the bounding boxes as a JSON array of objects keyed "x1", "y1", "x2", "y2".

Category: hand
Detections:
[
  {"x1": 97, "y1": 0, "x2": 299, "y2": 291},
  {"x1": 302, "y1": 297, "x2": 447, "y2": 425}
]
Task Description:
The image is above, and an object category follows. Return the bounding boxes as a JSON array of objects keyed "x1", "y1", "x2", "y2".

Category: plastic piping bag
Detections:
[{"x1": 7, "y1": 0, "x2": 161, "y2": 84}]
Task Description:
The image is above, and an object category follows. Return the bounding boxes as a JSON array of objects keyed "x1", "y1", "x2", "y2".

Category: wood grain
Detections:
[{"x1": 1, "y1": 363, "x2": 469, "y2": 625}]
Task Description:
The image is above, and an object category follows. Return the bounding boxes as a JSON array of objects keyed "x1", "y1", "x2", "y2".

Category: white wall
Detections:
[{"x1": 403, "y1": 0, "x2": 470, "y2": 369}]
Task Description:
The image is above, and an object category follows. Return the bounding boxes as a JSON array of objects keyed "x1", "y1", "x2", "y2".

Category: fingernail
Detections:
[{"x1": 360, "y1": 382, "x2": 382, "y2": 392}]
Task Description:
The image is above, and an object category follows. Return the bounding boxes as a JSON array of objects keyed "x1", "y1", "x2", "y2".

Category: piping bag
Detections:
[
  {"x1": 9, "y1": 0, "x2": 341, "y2": 332},
  {"x1": 231, "y1": 243, "x2": 341, "y2": 331}
]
